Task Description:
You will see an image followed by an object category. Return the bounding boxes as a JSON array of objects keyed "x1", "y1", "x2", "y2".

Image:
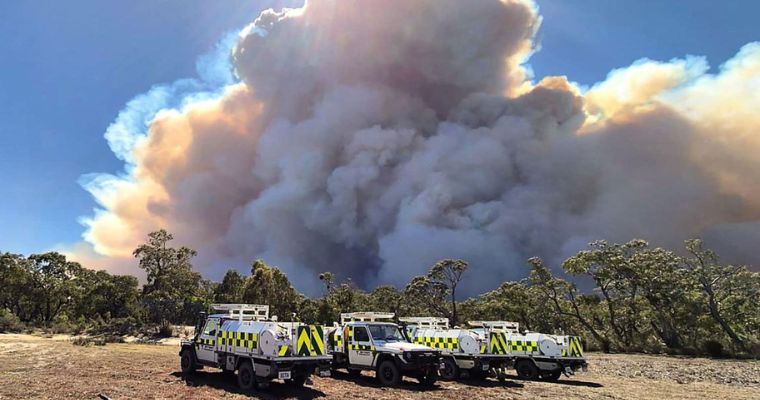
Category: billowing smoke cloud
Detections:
[{"x1": 77, "y1": 0, "x2": 760, "y2": 294}]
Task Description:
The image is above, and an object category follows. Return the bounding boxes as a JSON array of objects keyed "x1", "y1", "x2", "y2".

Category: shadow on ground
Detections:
[
  {"x1": 172, "y1": 370, "x2": 327, "y2": 399},
  {"x1": 499, "y1": 372, "x2": 603, "y2": 388},
  {"x1": 328, "y1": 369, "x2": 445, "y2": 392},
  {"x1": 452, "y1": 376, "x2": 525, "y2": 388}
]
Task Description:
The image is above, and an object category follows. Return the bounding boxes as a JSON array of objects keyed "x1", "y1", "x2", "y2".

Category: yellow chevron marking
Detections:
[
  {"x1": 279, "y1": 345, "x2": 288, "y2": 356},
  {"x1": 310, "y1": 325, "x2": 325, "y2": 355},
  {"x1": 499, "y1": 334, "x2": 510, "y2": 353},
  {"x1": 297, "y1": 326, "x2": 314, "y2": 356}
]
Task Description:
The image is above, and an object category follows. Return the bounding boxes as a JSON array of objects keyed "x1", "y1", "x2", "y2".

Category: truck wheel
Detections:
[
  {"x1": 515, "y1": 359, "x2": 539, "y2": 380},
  {"x1": 440, "y1": 358, "x2": 459, "y2": 380},
  {"x1": 237, "y1": 361, "x2": 256, "y2": 390},
  {"x1": 418, "y1": 368, "x2": 438, "y2": 387},
  {"x1": 180, "y1": 350, "x2": 196, "y2": 374},
  {"x1": 376, "y1": 360, "x2": 401, "y2": 386},
  {"x1": 541, "y1": 370, "x2": 562, "y2": 381}
]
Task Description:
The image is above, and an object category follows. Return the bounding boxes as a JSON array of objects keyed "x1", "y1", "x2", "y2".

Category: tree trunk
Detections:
[
  {"x1": 451, "y1": 287, "x2": 457, "y2": 327},
  {"x1": 704, "y1": 284, "x2": 745, "y2": 350}
]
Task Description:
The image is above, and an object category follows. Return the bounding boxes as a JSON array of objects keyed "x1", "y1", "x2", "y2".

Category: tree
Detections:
[
  {"x1": 27, "y1": 252, "x2": 82, "y2": 324},
  {"x1": 404, "y1": 259, "x2": 469, "y2": 325},
  {"x1": 242, "y1": 260, "x2": 302, "y2": 320},
  {"x1": 0, "y1": 253, "x2": 31, "y2": 320},
  {"x1": 404, "y1": 275, "x2": 451, "y2": 320},
  {"x1": 72, "y1": 270, "x2": 140, "y2": 320},
  {"x1": 214, "y1": 270, "x2": 245, "y2": 303},
  {"x1": 562, "y1": 240, "x2": 650, "y2": 349},
  {"x1": 684, "y1": 239, "x2": 754, "y2": 351},
  {"x1": 529, "y1": 256, "x2": 612, "y2": 351},
  {"x1": 133, "y1": 229, "x2": 198, "y2": 296},
  {"x1": 319, "y1": 272, "x2": 335, "y2": 293},
  {"x1": 428, "y1": 259, "x2": 469, "y2": 326},
  {"x1": 133, "y1": 229, "x2": 201, "y2": 323}
]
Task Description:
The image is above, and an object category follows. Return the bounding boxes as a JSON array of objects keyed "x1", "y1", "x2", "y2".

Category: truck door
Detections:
[
  {"x1": 196, "y1": 317, "x2": 220, "y2": 363},
  {"x1": 348, "y1": 326, "x2": 374, "y2": 367}
]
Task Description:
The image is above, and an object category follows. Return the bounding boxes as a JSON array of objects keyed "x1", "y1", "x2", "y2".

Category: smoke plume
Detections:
[{"x1": 78, "y1": 0, "x2": 760, "y2": 294}]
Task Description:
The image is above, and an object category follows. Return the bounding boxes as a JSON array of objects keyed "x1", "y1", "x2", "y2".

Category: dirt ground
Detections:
[{"x1": 1, "y1": 334, "x2": 758, "y2": 400}]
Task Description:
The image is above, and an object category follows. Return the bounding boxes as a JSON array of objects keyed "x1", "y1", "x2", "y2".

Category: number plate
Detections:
[
  {"x1": 278, "y1": 371, "x2": 291, "y2": 380},
  {"x1": 319, "y1": 369, "x2": 331, "y2": 377},
  {"x1": 482, "y1": 363, "x2": 490, "y2": 371}
]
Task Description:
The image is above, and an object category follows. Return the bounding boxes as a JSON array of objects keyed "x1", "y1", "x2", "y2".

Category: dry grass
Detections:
[{"x1": 0, "y1": 333, "x2": 758, "y2": 400}]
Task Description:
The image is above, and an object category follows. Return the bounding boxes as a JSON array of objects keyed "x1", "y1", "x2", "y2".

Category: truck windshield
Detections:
[{"x1": 368, "y1": 325, "x2": 407, "y2": 342}]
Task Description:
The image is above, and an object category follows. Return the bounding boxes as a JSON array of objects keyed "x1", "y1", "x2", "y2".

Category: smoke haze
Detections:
[{"x1": 76, "y1": 0, "x2": 760, "y2": 294}]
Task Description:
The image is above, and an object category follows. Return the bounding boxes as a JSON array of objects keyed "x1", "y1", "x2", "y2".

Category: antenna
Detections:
[
  {"x1": 340, "y1": 312, "x2": 395, "y2": 324},
  {"x1": 211, "y1": 304, "x2": 270, "y2": 322}
]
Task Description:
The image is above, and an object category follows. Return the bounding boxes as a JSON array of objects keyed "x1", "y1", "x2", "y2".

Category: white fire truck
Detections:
[
  {"x1": 179, "y1": 304, "x2": 331, "y2": 390},
  {"x1": 399, "y1": 317, "x2": 514, "y2": 381},
  {"x1": 324, "y1": 312, "x2": 442, "y2": 386},
  {"x1": 468, "y1": 320, "x2": 587, "y2": 381}
]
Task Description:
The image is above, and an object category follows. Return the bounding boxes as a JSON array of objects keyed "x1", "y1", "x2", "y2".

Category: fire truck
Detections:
[
  {"x1": 324, "y1": 312, "x2": 442, "y2": 386},
  {"x1": 468, "y1": 320, "x2": 587, "y2": 381},
  {"x1": 399, "y1": 317, "x2": 514, "y2": 381},
  {"x1": 179, "y1": 304, "x2": 331, "y2": 390}
]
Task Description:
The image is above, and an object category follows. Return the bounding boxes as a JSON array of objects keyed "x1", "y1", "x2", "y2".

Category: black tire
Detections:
[
  {"x1": 347, "y1": 369, "x2": 362, "y2": 378},
  {"x1": 418, "y1": 368, "x2": 438, "y2": 387},
  {"x1": 237, "y1": 361, "x2": 256, "y2": 390},
  {"x1": 180, "y1": 350, "x2": 195, "y2": 374},
  {"x1": 440, "y1": 357, "x2": 459, "y2": 380},
  {"x1": 540, "y1": 370, "x2": 562, "y2": 381},
  {"x1": 515, "y1": 359, "x2": 539, "y2": 380},
  {"x1": 376, "y1": 360, "x2": 401, "y2": 386}
]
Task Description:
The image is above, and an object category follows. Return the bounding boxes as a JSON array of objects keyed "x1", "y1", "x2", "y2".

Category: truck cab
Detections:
[{"x1": 326, "y1": 312, "x2": 442, "y2": 386}]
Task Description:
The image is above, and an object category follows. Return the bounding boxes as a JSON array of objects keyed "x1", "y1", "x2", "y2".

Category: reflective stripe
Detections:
[
  {"x1": 348, "y1": 344, "x2": 375, "y2": 351},
  {"x1": 414, "y1": 336, "x2": 459, "y2": 350},
  {"x1": 509, "y1": 339, "x2": 538, "y2": 353},
  {"x1": 218, "y1": 330, "x2": 258, "y2": 350}
]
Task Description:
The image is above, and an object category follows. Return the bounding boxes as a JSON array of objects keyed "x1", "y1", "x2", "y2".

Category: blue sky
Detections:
[{"x1": 0, "y1": 0, "x2": 758, "y2": 256}]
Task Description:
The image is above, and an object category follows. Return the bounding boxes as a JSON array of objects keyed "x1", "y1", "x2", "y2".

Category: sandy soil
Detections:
[{"x1": 0, "y1": 333, "x2": 757, "y2": 400}]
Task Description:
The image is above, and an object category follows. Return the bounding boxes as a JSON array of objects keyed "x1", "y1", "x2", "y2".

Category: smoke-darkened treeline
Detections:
[{"x1": 1, "y1": 230, "x2": 758, "y2": 358}]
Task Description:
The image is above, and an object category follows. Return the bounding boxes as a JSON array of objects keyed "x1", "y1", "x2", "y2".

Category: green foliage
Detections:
[
  {"x1": 214, "y1": 270, "x2": 245, "y2": 303},
  {"x1": 0, "y1": 309, "x2": 24, "y2": 333},
  {"x1": 404, "y1": 259, "x2": 469, "y2": 325},
  {"x1": 133, "y1": 230, "x2": 202, "y2": 324},
  {"x1": 242, "y1": 260, "x2": 302, "y2": 320}
]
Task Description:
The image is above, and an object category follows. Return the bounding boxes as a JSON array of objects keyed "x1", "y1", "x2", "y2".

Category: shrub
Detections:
[
  {"x1": 0, "y1": 309, "x2": 24, "y2": 333},
  {"x1": 702, "y1": 340, "x2": 724, "y2": 358},
  {"x1": 71, "y1": 336, "x2": 93, "y2": 346},
  {"x1": 51, "y1": 313, "x2": 76, "y2": 334},
  {"x1": 157, "y1": 320, "x2": 174, "y2": 337}
]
